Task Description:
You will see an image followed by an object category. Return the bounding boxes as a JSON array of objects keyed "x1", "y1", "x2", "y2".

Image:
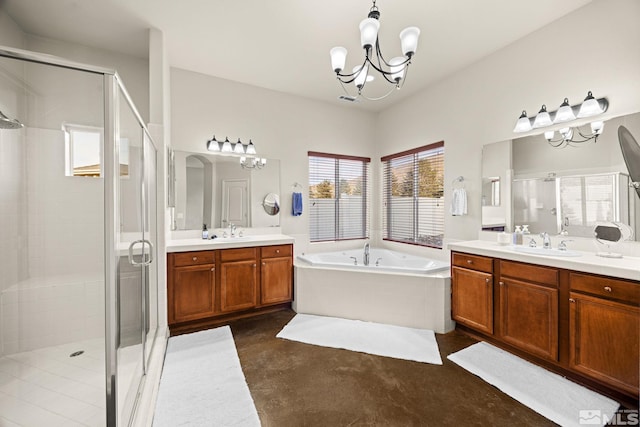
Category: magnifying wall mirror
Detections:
[{"x1": 262, "y1": 193, "x2": 280, "y2": 216}]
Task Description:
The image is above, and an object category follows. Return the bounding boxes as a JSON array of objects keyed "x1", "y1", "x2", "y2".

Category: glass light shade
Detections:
[
  {"x1": 330, "y1": 47, "x2": 347, "y2": 73},
  {"x1": 544, "y1": 130, "x2": 555, "y2": 141},
  {"x1": 532, "y1": 105, "x2": 553, "y2": 128},
  {"x1": 353, "y1": 65, "x2": 370, "y2": 88},
  {"x1": 234, "y1": 139, "x2": 245, "y2": 154},
  {"x1": 399, "y1": 27, "x2": 420, "y2": 57},
  {"x1": 591, "y1": 120, "x2": 604, "y2": 134},
  {"x1": 207, "y1": 137, "x2": 220, "y2": 152},
  {"x1": 513, "y1": 111, "x2": 532, "y2": 133},
  {"x1": 359, "y1": 18, "x2": 380, "y2": 49},
  {"x1": 553, "y1": 98, "x2": 576, "y2": 123},
  {"x1": 221, "y1": 138, "x2": 233, "y2": 152},
  {"x1": 577, "y1": 91, "x2": 603, "y2": 118},
  {"x1": 560, "y1": 127, "x2": 573, "y2": 140},
  {"x1": 260, "y1": 158, "x2": 267, "y2": 166},
  {"x1": 246, "y1": 140, "x2": 256, "y2": 155},
  {"x1": 389, "y1": 57, "x2": 405, "y2": 82}
]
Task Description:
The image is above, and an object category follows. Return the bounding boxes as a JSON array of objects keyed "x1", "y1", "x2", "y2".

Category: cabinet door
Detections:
[
  {"x1": 499, "y1": 279, "x2": 558, "y2": 361},
  {"x1": 220, "y1": 260, "x2": 258, "y2": 312},
  {"x1": 452, "y1": 266, "x2": 493, "y2": 334},
  {"x1": 570, "y1": 292, "x2": 639, "y2": 395},
  {"x1": 261, "y1": 257, "x2": 292, "y2": 305},
  {"x1": 170, "y1": 264, "x2": 216, "y2": 323}
]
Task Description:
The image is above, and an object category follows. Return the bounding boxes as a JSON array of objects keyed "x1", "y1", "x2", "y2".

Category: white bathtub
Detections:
[
  {"x1": 294, "y1": 248, "x2": 454, "y2": 333},
  {"x1": 297, "y1": 248, "x2": 449, "y2": 274}
]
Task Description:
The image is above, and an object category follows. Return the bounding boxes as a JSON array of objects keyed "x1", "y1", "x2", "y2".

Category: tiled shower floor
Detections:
[{"x1": 0, "y1": 338, "x2": 105, "y2": 426}]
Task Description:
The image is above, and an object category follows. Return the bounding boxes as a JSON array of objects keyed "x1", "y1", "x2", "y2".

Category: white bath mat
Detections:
[
  {"x1": 276, "y1": 314, "x2": 442, "y2": 364},
  {"x1": 447, "y1": 342, "x2": 619, "y2": 427},
  {"x1": 153, "y1": 326, "x2": 260, "y2": 427}
]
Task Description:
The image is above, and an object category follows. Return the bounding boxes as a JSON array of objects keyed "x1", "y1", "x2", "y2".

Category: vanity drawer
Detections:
[
  {"x1": 220, "y1": 247, "x2": 258, "y2": 262},
  {"x1": 261, "y1": 245, "x2": 292, "y2": 259},
  {"x1": 500, "y1": 260, "x2": 559, "y2": 287},
  {"x1": 570, "y1": 272, "x2": 640, "y2": 304},
  {"x1": 452, "y1": 252, "x2": 493, "y2": 273},
  {"x1": 173, "y1": 250, "x2": 216, "y2": 267}
]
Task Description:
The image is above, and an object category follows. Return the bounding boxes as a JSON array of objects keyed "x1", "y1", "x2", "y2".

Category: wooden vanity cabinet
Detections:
[
  {"x1": 167, "y1": 251, "x2": 217, "y2": 324},
  {"x1": 451, "y1": 253, "x2": 494, "y2": 334},
  {"x1": 451, "y1": 250, "x2": 639, "y2": 405},
  {"x1": 569, "y1": 272, "x2": 640, "y2": 396},
  {"x1": 220, "y1": 247, "x2": 258, "y2": 312},
  {"x1": 260, "y1": 245, "x2": 293, "y2": 305},
  {"x1": 498, "y1": 260, "x2": 559, "y2": 361}
]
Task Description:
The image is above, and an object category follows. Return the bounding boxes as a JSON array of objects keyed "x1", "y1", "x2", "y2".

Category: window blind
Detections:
[
  {"x1": 308, "y1": 151, "x2": 370, "y2": 242},
  {"x1": 382, "y1": 142, "x2": 444, "y2": 248}
]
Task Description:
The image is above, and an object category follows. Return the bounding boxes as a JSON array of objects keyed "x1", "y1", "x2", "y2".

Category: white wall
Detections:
[
  {"x1": 375, "y1": 0, "x2": 640, "y2": 253},
  {"x1": 170, "y1": 68, "x2": 377, "y2": 254}
]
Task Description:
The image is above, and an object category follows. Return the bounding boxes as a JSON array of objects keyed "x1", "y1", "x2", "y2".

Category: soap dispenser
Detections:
[
  {"x1": 513, "y1": 226, "x2": 523, "y2": 245},
  {"x1": 202, "y1": 224, "x2": 209, "y2": 240}
]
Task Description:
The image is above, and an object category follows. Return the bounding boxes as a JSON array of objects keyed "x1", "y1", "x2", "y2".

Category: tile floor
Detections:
[{"x1": 0, "y1": 339, "x2": 105, "y2": 427}]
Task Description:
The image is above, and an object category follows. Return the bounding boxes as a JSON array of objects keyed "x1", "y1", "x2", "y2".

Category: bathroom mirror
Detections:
[
  {"x1": 262, "y1": 193, "x2": 280, "y2": 216},
  {"x1": 481, "y1": 112, "x2": 640, "y2": 241},
  {"x1": 169, "y1": 150, "x2": 280, "y2": 230}
]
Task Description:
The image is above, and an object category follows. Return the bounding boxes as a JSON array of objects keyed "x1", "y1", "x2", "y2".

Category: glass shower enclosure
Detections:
[{"x1": 0, "y1": 46, "x2": 159, "y2": 426}]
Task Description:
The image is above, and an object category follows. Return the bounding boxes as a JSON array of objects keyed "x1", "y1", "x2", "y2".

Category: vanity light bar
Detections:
[
  {"x1": 514, "y1": 91, "x2": 609, "y2": 134},
  {"x1": 206, "y1": 135, "x2": 257, "y2": 155}
]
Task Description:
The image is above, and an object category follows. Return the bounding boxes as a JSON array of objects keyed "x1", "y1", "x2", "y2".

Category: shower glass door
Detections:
[{"x1": 114, "y1": 82, "x2": 157, "y2": 426}]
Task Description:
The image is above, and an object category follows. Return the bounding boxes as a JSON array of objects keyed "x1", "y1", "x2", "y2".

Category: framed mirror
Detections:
[
  {"x1": 481, "y1": 112, "x2": 640, "y2": 241},
  {"x1": 169, "y1": 151, "x2": 280, "y2": 230}
]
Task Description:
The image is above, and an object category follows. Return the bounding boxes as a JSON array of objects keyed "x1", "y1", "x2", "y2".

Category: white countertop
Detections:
[
  {"x1": 448, "y1": 240, "x2": 640, "y2": 282},
  {"x1": 167, "y1": 234, "x2": 295, "y2": 253}
]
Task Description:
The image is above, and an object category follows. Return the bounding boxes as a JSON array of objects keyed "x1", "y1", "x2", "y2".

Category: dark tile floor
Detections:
[{"x1": 230, "y1": 309, "x2": 556, "y2": 426}]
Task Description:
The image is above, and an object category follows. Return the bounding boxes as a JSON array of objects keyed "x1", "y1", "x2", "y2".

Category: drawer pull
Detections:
[
  {"x1": 569, "y1": 298, "x2": 575, "y2": 303},
  {"x1": 604, "y1": 286, "x2": 612, "y2": 292},
  {"x1": 192, "y1": 257, "x2": 198, "y2": 261},
  {"x1": 467, "y1": 260, "x2": 473, "y2": 264},
  {"x1": 276, "y1": 249, "x2": 280, "y2": 254}
]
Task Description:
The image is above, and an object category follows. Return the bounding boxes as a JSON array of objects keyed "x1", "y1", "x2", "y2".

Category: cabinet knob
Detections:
[
  {"x1": 276, "y1": 249, "x2": 280, "y2": 254},
  {"x1": 569, "y1": 298, "x2": 575, "y2": 303},
  {"x1": 485, "y1": 278, "x2": 490, "y2": 283},
  {"x1": 192, "y1": 257, "x2": 197, "y2": 261},
  {"x1": 499, "y1": 281, "x2": 504, "y2": 286},
  {"x1": 211, "y1": 267, "x2": 215, "y2": 272},
  {"x1": 467, "y1": 260, "x2": 473, "y2": 264},
  {"x1": 253, "y1": 264, "x2": 256, "y2": 268},
  {"x1": 604, "y1": 286, "x2": 612, "y2": 292},
  {"x1": 262, "y1": 262, "x2": 266, "y2": 266}
]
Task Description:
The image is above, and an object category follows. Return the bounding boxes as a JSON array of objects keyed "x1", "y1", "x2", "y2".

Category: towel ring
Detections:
[
  {"x1": 292, "y1": 182, "x2": 303, "y2": 192},
  {"x1": 452, "y1": 176, "x2": 465, "y2": 189}
]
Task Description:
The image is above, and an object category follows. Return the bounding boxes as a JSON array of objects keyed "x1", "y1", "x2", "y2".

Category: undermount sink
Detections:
[{"x1": 512, "y1": 246, "x2": 582, "y2": 257}]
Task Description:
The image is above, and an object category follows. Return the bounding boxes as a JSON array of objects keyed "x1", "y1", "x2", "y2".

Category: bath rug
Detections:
[
  {"x1": 447, "y1": 341, "x2": 619, "y2": 427},
  {"x1": 276, "y1": 314, "x2": 442, "y2": 364},
  {"x1": 153, "y1": 326, "x2": 261, "y2": 427}
]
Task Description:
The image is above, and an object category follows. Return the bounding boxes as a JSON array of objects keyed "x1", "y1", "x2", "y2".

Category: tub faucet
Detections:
[
  {"x1": 540, "y1": 232, "x2": 551, "y2": 249},
  {"x1": 363, "y1": 242, "x2": 370, "y2": 266}
]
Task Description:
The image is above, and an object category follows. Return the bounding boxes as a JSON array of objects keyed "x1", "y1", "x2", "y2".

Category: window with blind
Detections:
[
  {"x1": 308, "y1": 152, "x2": 370, "y2": 242},
  {"x1": 382, "y1": 142, "x2": 445, "y2": 248}
]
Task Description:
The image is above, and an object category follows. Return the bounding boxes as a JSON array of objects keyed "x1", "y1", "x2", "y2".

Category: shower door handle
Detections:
[{"x1": 128, "y1": 239, "x2": 154, "y2": 266}]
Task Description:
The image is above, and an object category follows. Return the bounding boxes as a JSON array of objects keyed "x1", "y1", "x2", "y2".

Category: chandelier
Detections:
[
  {"x1": 329, "y1": 0, "x2": 420, "y2": 101},
  {"x1": 240, "y1": 157, "x2": 267, "y2": 170},
  {"x1": 513, "y1": 91, "x2": 609, "y2": 148}
]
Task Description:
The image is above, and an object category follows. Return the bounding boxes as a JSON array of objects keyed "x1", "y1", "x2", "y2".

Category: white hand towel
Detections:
[{"x1": 450, "y1": 188, "x2": 467, "y2": 216}]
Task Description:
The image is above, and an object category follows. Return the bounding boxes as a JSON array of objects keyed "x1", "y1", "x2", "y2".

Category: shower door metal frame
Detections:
[{"x1": 0, "y1": 45, "x2": 160, "y2": 427}]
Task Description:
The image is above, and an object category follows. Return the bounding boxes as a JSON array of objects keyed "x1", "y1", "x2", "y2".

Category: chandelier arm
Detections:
[
  {"x1": 337, "y1": 79, "x2": 360, "y2": 99},
  {"x1": 359, "y1": 84, "x2": 398, "y2": 101}
]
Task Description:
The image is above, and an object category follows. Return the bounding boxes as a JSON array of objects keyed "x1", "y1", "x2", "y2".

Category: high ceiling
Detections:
[{"x1": 2, "y1": 0, "x2": 592, "y2": 112}]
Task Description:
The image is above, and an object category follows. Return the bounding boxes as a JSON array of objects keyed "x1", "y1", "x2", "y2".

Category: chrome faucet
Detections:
[
  {"x1": 540, "y1": 232, "x2": 551, "y2": 249},
  {"x1": 363, "y1": 242, "x2": 370, "y2": 266},
  {"x1": 229, "y1": 223, "x2": 236, "y2": 237}
]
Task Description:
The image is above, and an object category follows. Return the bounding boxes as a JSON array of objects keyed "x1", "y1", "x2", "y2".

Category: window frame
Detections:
[
  {"x1": 64, "y1": 123, "x2": 104, "y2": 177},
  {"x1": 308, "y1": 151, "x2": 371, "y2": 243},
  {"x1": 381, "y1": 141, "x2": 445, "y2": 249}
]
